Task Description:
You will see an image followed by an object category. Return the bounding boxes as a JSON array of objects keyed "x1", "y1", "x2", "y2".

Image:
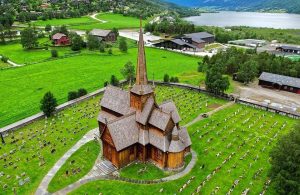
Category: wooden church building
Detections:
[{"x1": 97, "y1": 20, "x2": 192, "y2": 170}]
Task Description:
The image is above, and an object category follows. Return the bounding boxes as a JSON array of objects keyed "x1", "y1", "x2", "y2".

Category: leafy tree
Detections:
[
  {"x1": 0, "y1": 24, "x2": 5, "y2": 44},
  {"x1": 121, "y1": 61, "x2": 135, "y2": 81},
  {"x1": 269, "y1": 122, "x2": 300, "y2": 195},
  {"x1": 112, "y1": 27, "x2": 119, "y2": 37},
  {"x1": 87, "y1": 35, "x2": 100, "y2": 50},
  {"x1": 110, "y1": 75, "x2": 119, "y2": 86},
  {"x1": 78, "y1": 88, "x2": 87, "y2": 96},
  {"x1": 45, "y1": 24, "x2": 52, "y2": 32},
  {"x1": 108, "y1": 48, "x2": 112, "y2": 55},
  {"x1": 119, "y1": 37, "x2": 128, "y2": 52},
  {"x1": 51, "y1": 50, "x2": 58, "y2": 58},
  {"x1": 99, "y1": 43, "x2": 105, "y2": 53},
  {"x1": 205, "y1": 63, "x2": 230, "y2": 94},
  {"x1": 237, "y1": 60, "x2": 258, "y2": 84},
  {"x1": 71, "y1": 34, "x2": 83, "y2": 51},
  {"x1": 21, "y1": 26, "x2": 38, "y2": 49},
  {"x1": 104, "y1": 81, "x2": 109, "y2": 87},
  {"x1": 40, "y1": 92, "x2": 57, "y2": 117},
  {"x1": 1, "y1": 55, "x2": 8, "y2": 63},
  {"x1": 68, "y1": 91, "x2": 78, "y2": 101},
  {"x1": 163, "y1": 74, "x2": 170, "y2": 82}
]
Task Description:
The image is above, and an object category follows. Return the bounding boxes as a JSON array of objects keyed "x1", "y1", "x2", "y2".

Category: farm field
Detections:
[
  {"x1": 70, "y1": 104, "x2": 297, "y2": 195},
  {"x1": 0, "y1": 47, "x2": 200, "y2": 128},
  {"x1": 27, "y1": 13, "x2": 145, "y2": 30},
  {"x1": 0, "y1": 85, "x2": 225, "y2": 194}
]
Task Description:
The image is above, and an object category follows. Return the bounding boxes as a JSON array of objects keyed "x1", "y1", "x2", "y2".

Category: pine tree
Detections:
[{"x1": 40, "y1": 92, "x2": 57, "y2": 117}]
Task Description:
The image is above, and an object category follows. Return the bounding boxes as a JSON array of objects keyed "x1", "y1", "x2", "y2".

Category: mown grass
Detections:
[
  {"x1": 31, "y1": 16, "x2": 95, "y2": 27},
  {"x1": 0, "y1": 46, "x2": 200, "y2": 128},
  {"x1": 47, "y1": 140, "x2": 100, "y2": 193},
  {"x1": 0, "y1": 85, "x2": 223, "y2": 194},
  {"x1": 69, "y1": 104, "x2": 297, "y2": 195},
  {"x1": 0, "y1": 61, "x2": 10, "y2": 69}
]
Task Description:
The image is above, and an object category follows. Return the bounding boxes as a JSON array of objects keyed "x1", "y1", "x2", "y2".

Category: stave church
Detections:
[{"x1": 97, "y1": 19, "x2": 191, "y2": 170}]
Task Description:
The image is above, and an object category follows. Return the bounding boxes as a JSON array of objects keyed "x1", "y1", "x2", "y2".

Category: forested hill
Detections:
[{"x1": 163, "y1": 0, "x2": 300, "y2": 14}]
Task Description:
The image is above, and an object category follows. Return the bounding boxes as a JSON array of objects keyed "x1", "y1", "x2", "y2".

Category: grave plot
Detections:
[
  {"x1": 0, "y1": 96, "x2": 100, "y2": 194},
  {"x1": 155, "y1": 86, "x2": 227, "y2": 125},
  {"x1": 68, "y1": 104, "x2": 297, "y2": 195}
]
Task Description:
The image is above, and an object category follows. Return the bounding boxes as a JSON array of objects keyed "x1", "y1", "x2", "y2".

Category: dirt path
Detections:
[{"x1": 89, "y1": 13, "x2": 107, "y2": 23}]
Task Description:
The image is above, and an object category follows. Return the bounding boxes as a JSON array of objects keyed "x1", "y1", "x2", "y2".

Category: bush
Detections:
[
  {"x1": 40, "y1": 92, "x2": 57, "y2": 117},
  {"x1": 68, "y1": 91, "x2": 78, "y2": 101},
  {"x1": 45, "y1": 24, "x2": 52, "y2": 32},
  {"x1": 170, "y1": 77, "x2": 179, "y2": 83},
  {"x1": 119, "y1": 37, "x2": 128, "y2": 52},
  {"x1": 104, "y1": 81, "x2": 109, "y2": 87},
  {"x1": 51, "y1": 50, "x2": 58, "y2": 58},
  {"x1": 1, "y1": 55, "x2": 8, "y2": 63},
  {"x1": 110, "y1": 75, "x2": 119, "y2": 86},
  {"x1": 163, "y1": 74, "x2": 170, "y2": 82},
  {"x1": 108, "y1": 48, "x2": 112, "y2": 55},
  {"x1": 99, "y1": 43, "x2": 105, "y2": 53},
  {"x1": 78, "y1": 88, "x2": 87, "y2": 97}
]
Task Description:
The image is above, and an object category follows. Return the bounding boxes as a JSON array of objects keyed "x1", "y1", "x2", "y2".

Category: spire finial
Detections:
[{"x1": 135, "y1": 17, "x2": 148, "y2": 85}]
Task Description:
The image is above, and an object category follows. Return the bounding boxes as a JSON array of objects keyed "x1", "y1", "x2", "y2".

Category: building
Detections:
[
  {"x1": 276, "y1": 45, "x2": 300, "y2": 54},
  {"x1": 153, "y1": 32, "x2": 214, "y2": 51},
  {"x1": 258, "y1": 72, "x2": 300, "y2": 94},
  {"x1": 228, "y1": 39, "x2": 267, "y2": 47},
  {"x1": 98, "y1": 20, "x2": 192, "y2": 170},
  {"x1": 52, "y1": 33, "x2": 70, "y2": 45},
  {"x1": 153, "y1": 39, "x2": 197, "y2": 51},
  {"x1": 89, "y1": 29, "x2": 117, "y2": 42}
]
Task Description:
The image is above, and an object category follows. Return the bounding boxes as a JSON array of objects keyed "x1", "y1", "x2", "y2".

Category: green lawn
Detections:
[
  {"x1": 0, "y1": 85, "x2": 224, "y2": 194},
  {"x1": 48, "y1": 140, "x2": 100, "y2": 193},
  {"x1": 70, "y1": 104, "x2": 297, "y2": 195},
  {"x1": 0, "y1": 47, "x2": 200, "y2": 128},
  {"x1": 0, "y1": 61, "x2": 11, "y2": 69},
  {"x1": 27, "y1": 13, "x2": 146, "y2": 30}
]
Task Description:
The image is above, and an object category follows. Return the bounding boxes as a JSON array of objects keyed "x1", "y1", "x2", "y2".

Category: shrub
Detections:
[
  {"x1": 163, "y1": 74, "x2": 170, "y2": 82},
  {"x1": 104, "y1": 81, "x2": 109, "y2": 87},
  {"x1": 110, "y1": 75, "x2": 119, "y2": 86},
  {"x1": 45, "y1": 24, "x2": 52, "y2": 32},
  {"x1": 99, "y1": 43, "x2": 105, "y2": 53},
  {"x1": 68, "y1": 91, "x2": 78, "y2": 101},
  {"x1": 78, "y1": 88, "x2": 87, "y2": 97},
  {"x1": 108, "y1": 48, "x2": 112, "y2": 55},
  {"x1": 119, "y1": 37, "x2": 128, "y2": 52},
  {"x1": 51, "y1": 50, "x2": 58, "y2": 58},
  {"x1": 40, "y1": 92, "x2": 57, "y2": 117},
  {"x1": 1, "y1": 55, "x2": 8, "y2": 63}
]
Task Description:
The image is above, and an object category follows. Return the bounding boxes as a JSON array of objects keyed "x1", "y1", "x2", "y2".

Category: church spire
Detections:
[{"x1": 136, "y1": 17, "x2": 148, "y2": 85}]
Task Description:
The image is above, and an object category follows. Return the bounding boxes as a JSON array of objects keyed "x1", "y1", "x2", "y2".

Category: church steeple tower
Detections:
[
  {"x1": 130, "y1": 17, "x2": 154, "y2": 110},
  {"x1": 136, "y1": 18, "x2": 148, "y2": 85}
]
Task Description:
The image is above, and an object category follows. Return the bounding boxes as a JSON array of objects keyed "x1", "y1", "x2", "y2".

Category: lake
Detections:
[{"x1": 184, "y1": 11, "x2": 300, "y2": 29}]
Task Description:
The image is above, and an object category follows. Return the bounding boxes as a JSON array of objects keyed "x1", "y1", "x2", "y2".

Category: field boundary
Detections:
[{"x1": 1, "y1": 81, "x2": 299, "y2": 135}]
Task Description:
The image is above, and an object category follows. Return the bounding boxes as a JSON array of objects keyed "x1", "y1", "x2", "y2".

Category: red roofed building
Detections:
[{"x1": 52, "y1": 33, "x2": 70, "y2": 46}]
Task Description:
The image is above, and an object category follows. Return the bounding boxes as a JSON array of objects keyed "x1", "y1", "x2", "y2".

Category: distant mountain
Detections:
[{"x1": 163, "y1": 0, "x2": 300, "y2": 14}]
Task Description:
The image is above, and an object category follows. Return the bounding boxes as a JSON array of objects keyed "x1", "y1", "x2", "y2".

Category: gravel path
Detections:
[{"x1": 89, "y1": 13, "x2": 107, "y2": 23}]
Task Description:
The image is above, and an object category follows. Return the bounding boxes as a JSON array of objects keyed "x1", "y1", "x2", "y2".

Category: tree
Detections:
[
  {"x1": 68, "y1": 91, "x2": 78, "y2": 101},
  {"x1": 21, "y1": 27, "x2": 38, "y2": 49},
  {"x1": 78, "y1": 88, "x2": 87, "y2": 96},
  {"x1": 51, "y1": 50, "x2": 58, "y2": 58},
  {"x1": 112, "y1": 27, "x2": 119, "y2": 37},
  {"x1": 237, "y1": 60, "x2": 258, "y2": 84},
  {"x1": 45, "y1": 24, "x2": 52, "y2": 32},
  {"x1": 163, "y1": 74, "x2": 170, "y2": 82},
  {"x1": 121, "y1": 61, "x2": 135, "y2": 81},
  {"x1": 108, "y1": 48, "x2": 112, "y2": 55},
  {"x1": 119, "y1": 37, "x2": 128, "y2": 52},
  {"x1": 110, "y1": 75, "x2": 119, "y2": 86},
  {"x1": 0, "y1": 24, "x2": 5, "y2": 44},
  {"x1": 71, "y1": 34, "x2": 83, "y2": 51},
  {"x1": 205, "y1": 63, "x2": 230, "y2": 94},
  {"x1": 87, "y1": 35, "x2": 100, "y2": 50},
  {"x1": 269, "y1": 122, "x2": 300, "y2": 195},
  {"x1": 99, "y1": 43, "x2": 105, "y2": 53},
  {"x1": 40, "y1": 92, "x2": 57, "y2": 117}
]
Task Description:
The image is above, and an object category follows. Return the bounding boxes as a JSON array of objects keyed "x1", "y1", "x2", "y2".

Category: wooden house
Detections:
[
  {"x1": 52, "y1": 33, "x2": 70, "y2": 45},
  {"x1": 89, "y1": 29, "x2": 117, "y2": 42},
  {"x1": 98, "y1": 20, "x2": 192, "y2": 170}
]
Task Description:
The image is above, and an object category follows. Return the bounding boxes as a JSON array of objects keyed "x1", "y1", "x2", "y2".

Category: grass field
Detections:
[
  {"x1": 0, "y1": 46, "x2": 200, "y2": 128},
  {"x1": 28, "y1": 13, "x2": 145, "y2": 30},
  {"x1": 69, "y1": 104, "x2": 297, "y2": 195},
  {"x1": 48, "y1": 140, "x2": 100, "y2": 193},
  {"x1": 0, "y1": 61, "x2": 11, "y2": 69},
  {"x1": 0, "y1": 85, "x2": 225, "y2": 194}
]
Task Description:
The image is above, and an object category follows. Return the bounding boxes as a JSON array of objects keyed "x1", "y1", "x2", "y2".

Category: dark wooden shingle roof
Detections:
[{"x1": 259, "y1": 72, "x2": 300, "y2": 88}]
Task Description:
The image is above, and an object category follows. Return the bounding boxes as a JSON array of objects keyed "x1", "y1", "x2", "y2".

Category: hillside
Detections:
[{"x1": 163, "y1": 0, "x2": 300, "y2": 14}]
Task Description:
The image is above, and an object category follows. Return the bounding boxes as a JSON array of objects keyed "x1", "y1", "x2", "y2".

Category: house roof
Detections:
[
  {"x1": 277, "y1": 45, "x2": 300, "y2": 51},
  {"x1": 89, "y1": 29, "x2": 112, "y2": 37},
  {"x1": 136, "y1": 96, "x2": 155, "y2": 125},
  {"x1": 107, "y1": 114, "x2": 139, "y2": 151},
  {"x1": 179, "y1": 127, "x2": 192, "y2": 148},
  {"x1": 52, "y1": 33, "x2": 67, "y2": 40},
  {"x1": 159, "y1": 101, "x2": 181, "y2": 124},
  {"x1": 130, "y1": 84, "x2": 154, "y2": 95},
  {"x1": 169, "y1": 137, "x2": 185, "y2": 153},
  {"x1": 97, "y1": 110, "x2": 117, "y2": 124},
  {"x1": 149, "y1": 129, "x2": 170, "y2": 152},
  {"x1": 139, "y1": 129, "x2": 149, "y2": 146},
  {"x1": 148, "y1": 109, "x2": 171, "y2": 131},
  {"x1": 100, "y1": 86, "x2": 131, "y2": 115},
  {"x1": 259, "y1": 72, "x2": 300, "y2": 89},
  {"x1": 184, "y1": 32, "x2": 214, "y2": 43}
]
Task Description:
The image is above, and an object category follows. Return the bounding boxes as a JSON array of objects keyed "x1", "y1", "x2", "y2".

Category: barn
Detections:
[
  {"x1": 258, "y1": 72, "x2": 300, "y2": 94},
  {"x1": 52, "y1": 33, "x2": 70, "y2": 46},
  {"x1": 89, "y1": 29, "x2": 117, "y2": 42}
]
